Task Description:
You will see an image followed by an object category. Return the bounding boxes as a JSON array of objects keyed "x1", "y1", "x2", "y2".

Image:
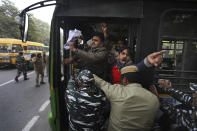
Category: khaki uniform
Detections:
[
  {"x1": 32, "y1": 56, "x2": 44, "y2": 86},
  {"x1": 94, "y1": 74, "x2": 159, "y2": 131}
]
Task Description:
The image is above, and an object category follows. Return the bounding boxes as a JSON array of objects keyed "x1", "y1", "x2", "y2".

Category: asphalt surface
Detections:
[{"x1": 0, "y1": 68, "x2": 51, "y2": 131}]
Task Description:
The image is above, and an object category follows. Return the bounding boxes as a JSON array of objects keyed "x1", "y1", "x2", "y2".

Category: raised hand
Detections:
[
  {"x1": 158, "y1": 79, "x2": 172, "y2": 89},
  {"x1": 68, "y1": 42, "x2": 77, "y2": 52},
  {"x1": 147, "y1": 50, "x2": 166, "y2": 67},
  {"x1": 101, "y1": 22, "x2": 107, "y2": 38}
]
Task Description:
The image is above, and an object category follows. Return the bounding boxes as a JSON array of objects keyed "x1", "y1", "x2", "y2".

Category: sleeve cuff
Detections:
[{"x1": 144, "y1": 57, "x2": 153, "y2": 67}]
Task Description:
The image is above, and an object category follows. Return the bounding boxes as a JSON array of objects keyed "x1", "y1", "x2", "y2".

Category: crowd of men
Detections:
[
  {"x1": 14, "y1": 23, "x2": 197, "y2": 131},
  {"x1": 64, "y1": 23, "x2": 197, "y2": 131}
]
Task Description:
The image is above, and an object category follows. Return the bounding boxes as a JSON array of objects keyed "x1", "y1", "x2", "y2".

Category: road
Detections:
[{"x1": 0, "y1": 68, "x2": 51, "y2": 131}]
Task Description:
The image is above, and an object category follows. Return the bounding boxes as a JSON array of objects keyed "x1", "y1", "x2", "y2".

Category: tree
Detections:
[
  {"x1": 31, "y1": 17, "x2": 50, "y2": 45},
  {"x1": 0, "y1": 0, "x2": 20, "y2": 38},
  {"x1": 0, "y1": 0, "x2": 50, "y2": 44}
]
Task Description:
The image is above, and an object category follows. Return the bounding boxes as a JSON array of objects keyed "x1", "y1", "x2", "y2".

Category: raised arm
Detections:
[
  {"x1": 159, "y1": 79, "x2": 193, "y2": 107},
  {"x1": 93, "y1": 74, "x2": 124, "y2": 100}
]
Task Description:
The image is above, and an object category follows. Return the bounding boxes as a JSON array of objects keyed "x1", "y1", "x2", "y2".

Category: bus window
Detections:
[
  {"x1": 0, "y1": 44, "x2": 10, "y2": 53},
  {"x1": 43, "y1": 46, "x2": 49, "y2": 52},
  {"x1": 161, "y1": 40, "x2": 184, "y2": 70},
  {"x1": 24, "y1": 46, "x2": 27, "y2": 51},
  {"x1": 12, "y1": 44, "x2": 22, "y2": 53},
  {"x1": 158, "y1": 10, "x2": 197, "y2": 89}
]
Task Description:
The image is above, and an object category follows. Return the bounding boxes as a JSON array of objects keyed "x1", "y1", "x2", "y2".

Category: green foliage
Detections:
[
  {"x1": 0, "y1": 0, "x2": 50, "y2": 44},
  {"x1": 0, "y1": 0, "x2": 20, "y2": 38}
]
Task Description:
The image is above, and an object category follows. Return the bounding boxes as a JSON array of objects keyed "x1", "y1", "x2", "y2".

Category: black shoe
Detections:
[
  {"x1": 40, "y1": 82, "x2": 45, "y2": 84},
  {"x1": 15, "y1": 77, "x2": 19, "y2": 82},
  {"x1": 24, "y1": 78, "x2": 29, "y2": 80},
  {"x1": 35, "y1": 84, "x2": 40, "y2": 87}
]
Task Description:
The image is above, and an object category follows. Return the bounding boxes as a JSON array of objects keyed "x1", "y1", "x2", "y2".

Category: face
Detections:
[
  {"x1": 119, "y1": 49, "x2": 131, "y2": 65},
  {"x1": 37, "y1": 54, "x2": 41, "y2": 58},
  {"x1": 91, "y1": 36, "x2": 103, "y2": 48},
  {"x1": 122, "y1": 77, "x2": 128, "y2": 86},
  {"x1": 117, "y1": 40, "x2": 123, "y2": 47}
]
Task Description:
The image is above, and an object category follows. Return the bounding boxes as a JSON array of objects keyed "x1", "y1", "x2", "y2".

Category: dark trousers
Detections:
[{"x1": 15, "y1": 69, "x2": 27, "y2": 79}]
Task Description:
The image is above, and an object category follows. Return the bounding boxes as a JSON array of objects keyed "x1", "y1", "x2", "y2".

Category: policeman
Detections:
[
  {"x1": 15, "y1": 51, "x2": 29, "y2": 82},
  {"x1": 32, "y1": 53, "x2": 45, "y2": 87},
  {"x1": 66, "y1": 69, "x2": 107, "y2": 131},
  {"x1": 159, "y1": 80, "x2": 197, "y2": 131}
]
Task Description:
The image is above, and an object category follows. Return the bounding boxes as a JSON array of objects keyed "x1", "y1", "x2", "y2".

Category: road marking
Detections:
[
  {"x1": 22, "y1": 116, "x2": 40, "y2": 131},
  {"x1": 0, "y1": 71, "x2": 34, "y2": 87},
  {"x1": 22, "y1": 100, "x2": 50, "y2": 131},
  {"x1": 0, "y1": 79, "x2": 14, "y2": 87},
  {"x1": 39, "y1": 100, "x2": 50, "y2": 112}
]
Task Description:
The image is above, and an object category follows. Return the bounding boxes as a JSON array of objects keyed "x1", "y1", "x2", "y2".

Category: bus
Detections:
[
  {"x1": 23, "y1": 41, "x2": 43, "y2": 54},
  {"x1": 18, "y1": 0, "x2": 197, "y2": 131},
  {"x1": 0, "y1": 38, "x2": 23, "y2": 67},
  {"x1": 0, "y1": 38, "x2": 44, "y2": 69}
]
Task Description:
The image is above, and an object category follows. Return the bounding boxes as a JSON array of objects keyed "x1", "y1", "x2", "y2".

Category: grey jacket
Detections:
[{"x1": 74, "y1": 46, "x2": 107, "y2": 79}]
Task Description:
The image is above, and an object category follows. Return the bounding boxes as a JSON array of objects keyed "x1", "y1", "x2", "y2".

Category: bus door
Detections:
[{"x1": 52, "y1": 18, "x2": 143, "y2": 131}]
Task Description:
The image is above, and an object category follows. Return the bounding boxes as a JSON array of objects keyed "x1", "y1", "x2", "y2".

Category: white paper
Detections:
[
  {"x1": 66, "y1": 29, "x2": 82, "y2": 43},
  {"x1": 64, "y1": 29, "x2": 82, "y2": 50}
]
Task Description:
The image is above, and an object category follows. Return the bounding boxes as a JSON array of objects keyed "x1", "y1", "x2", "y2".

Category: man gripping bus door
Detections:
[
  {"x1": 93, "y1": 50, "x2": 166, "y2": 131},
  {"x1": 158, "y1": 80, "x2": 197, "y2": 131},
  {"x1": 15, "y1": 51, "x2": 29, "y2": 82},
  {"x1": 32, "y1": 53, "x2": 45, "y2": 87},
  {"x1": 66, "y1": 69, "x2": 108, "y2": 131},
  {"x1": 64, "y1": 32, "x2": 108, "y2": 81}
]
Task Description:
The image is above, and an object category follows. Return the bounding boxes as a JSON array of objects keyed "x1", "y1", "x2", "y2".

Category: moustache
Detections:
[{"x1": 122, "y1": 58, "x2": 127, "y2": 62}]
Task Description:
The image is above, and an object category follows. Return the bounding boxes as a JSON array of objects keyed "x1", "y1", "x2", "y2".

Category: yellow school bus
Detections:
[
  {"x1": 0, "y1": 38, "x2": 23, "y2": 67},
  {"x1": 23, "y1": 41, "x2": 43, "y2": 54},
  {"x1": 0, "y1": 38, "x2": 44, "y2": 68}
]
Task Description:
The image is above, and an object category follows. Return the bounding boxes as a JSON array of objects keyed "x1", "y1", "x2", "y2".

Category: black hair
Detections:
[
  {"x1": 19, "y1": 51, "x2": 23, "y2": 55},
  {"x1": 119, "y1": 46, "x2": 132, "y2": 57},
  {"x1": 31, "y1": 53, "x2": 36, "y2": 58},
  {"x1": 93, "y1": 32, "x2": 105, "y2": 42}
]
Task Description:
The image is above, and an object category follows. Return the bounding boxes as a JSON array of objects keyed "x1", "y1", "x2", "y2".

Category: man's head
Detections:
[
  {"x1": 37, "y1": 53, "x2": 41, "y2": 58},
  {"x1": 77, "y1": 69, "x2": 95, "y2": 88},
  {"x1": 118, "y1": 46, "x2": 131, "y2": 65},
  {"x1": 91, "y1": 32, "x2": 104, "y2": 48},
  {"x1": 120, "y1": 65, "x2": 140, "y2": 86},
  {"x1": 19, "y1": 51, "x2": 23, "y2": 56}
]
